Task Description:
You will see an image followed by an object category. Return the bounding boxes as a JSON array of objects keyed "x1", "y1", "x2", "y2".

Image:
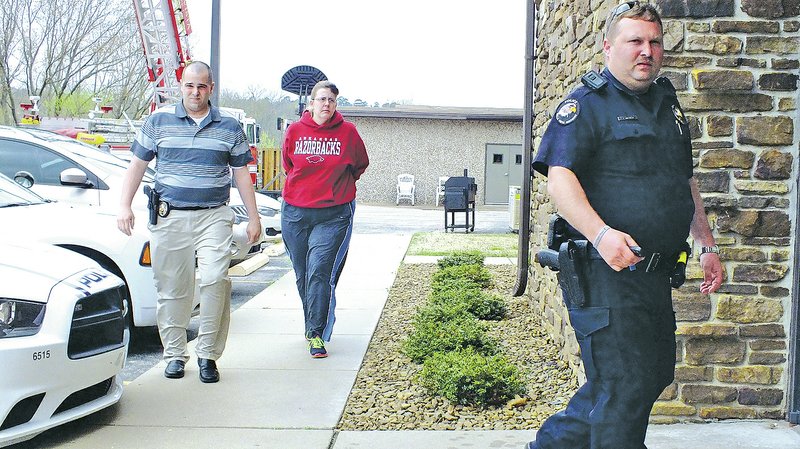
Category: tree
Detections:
[
  {"x1": 2, "y1": 0, "x2": 148, "y2": 120},
  {"x1": 0, "y1": 0, "x2": 23, "y2": 124}
]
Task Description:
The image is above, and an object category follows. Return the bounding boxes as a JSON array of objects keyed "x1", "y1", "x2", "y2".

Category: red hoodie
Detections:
[{"x1": 282, "y1": 110, "x2": 370, "y2": 208}]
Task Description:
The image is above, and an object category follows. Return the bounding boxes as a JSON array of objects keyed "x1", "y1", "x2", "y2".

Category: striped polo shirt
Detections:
[{"x1": 131, "y1": 102, "x2": 253, "y2": 208}]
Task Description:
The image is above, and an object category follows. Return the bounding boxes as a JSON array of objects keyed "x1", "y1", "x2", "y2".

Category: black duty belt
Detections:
[
  {"x1": 157, "y1": 201, "x2": 222, "y2": 218},
  {"x1": 587, "y1": 246, "x2": 675, "y2": 273},
  {"x1": 170, "y1": 205, "x2": 220, "y2": 211}
]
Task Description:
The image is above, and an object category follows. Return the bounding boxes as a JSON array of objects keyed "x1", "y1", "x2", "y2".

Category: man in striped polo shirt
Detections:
[{"x1": 117, "y1": 61, "x2": 261, "y2": 383}]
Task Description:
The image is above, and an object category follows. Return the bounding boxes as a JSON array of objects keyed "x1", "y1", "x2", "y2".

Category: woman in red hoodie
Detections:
[{"x1": 281, "y1": 80, "x2": 370, "y2": 358}]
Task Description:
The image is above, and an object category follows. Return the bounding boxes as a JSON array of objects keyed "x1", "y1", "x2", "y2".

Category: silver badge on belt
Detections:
[{"x1": 157, "y1": 201, "x2": 171, "y2": 218}]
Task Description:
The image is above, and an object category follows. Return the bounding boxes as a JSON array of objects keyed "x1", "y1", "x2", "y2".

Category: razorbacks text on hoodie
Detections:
[
  {"x1": 294, "y1": 137, "x2": 342, "y2": 156},
  {"x1": 282, "y1": 110, "x2": 369, "y2": 208}
]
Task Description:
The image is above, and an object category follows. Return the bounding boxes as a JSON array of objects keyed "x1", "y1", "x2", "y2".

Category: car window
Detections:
[{"x1": 0, "y1": 139, "x2": 83, "y2": 186}]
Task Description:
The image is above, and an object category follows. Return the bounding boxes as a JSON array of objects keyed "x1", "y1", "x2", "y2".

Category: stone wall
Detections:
[{"x1": 529, "y1": 0, "x2": 798, "y2": 421}]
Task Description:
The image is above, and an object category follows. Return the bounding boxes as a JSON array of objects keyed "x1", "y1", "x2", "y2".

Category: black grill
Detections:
[
  {"x1": 68, "y1": 285, "x2": 126, "y2": 360},
  {"x1": 0, "y1": 393, "x2": 45, "y2": 431},
  {"x1": 53, "y1": 378, "x2": 114, "y2": 416},
  {"x1": 443, "y1": 169, "x2": 477, "y2": 232}
]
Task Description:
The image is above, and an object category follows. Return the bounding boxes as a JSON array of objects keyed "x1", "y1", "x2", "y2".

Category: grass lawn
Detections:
[{"x1": 406, "y1": 232, "x2": 518, "y2": 257}]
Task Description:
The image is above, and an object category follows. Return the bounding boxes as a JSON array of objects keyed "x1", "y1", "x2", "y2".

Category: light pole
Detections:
[{"x1": 210, "y1": 0, "x2": 221, "y2": 106}]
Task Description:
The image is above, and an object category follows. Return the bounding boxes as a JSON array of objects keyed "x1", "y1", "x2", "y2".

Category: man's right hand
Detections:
[
  {"x1": 117, "y1": 156, "x2": 150, "y2": 236},
  {"x1": 117, "y1": 207, "x2": 135, "y2": 236},
  {"x1": 594, "y1": 227, "x2": 643, "y2": 271}
]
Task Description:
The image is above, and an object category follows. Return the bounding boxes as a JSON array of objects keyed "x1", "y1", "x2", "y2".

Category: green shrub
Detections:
[
  {"x1": 402, "y1": 314, "x2": 497, "y2": 363},
  {"x1": 420, "y1": 348, "x2": 526, "y2": 407},
  {"x1": 415, "y1": 301, "x2": 472, "y2": 323},
  {"x1": 431, "y1": 264, "x2": 491, "y2": 289},
  {"x1": 430, "y1": 278, "x2": 482, "y2": 296},
  {"x1": 437, "y1": 250, "x2": 485, "y2": 269},
  {"x1": 429, "y1": 286, "x2": 507, "y2": 321}
]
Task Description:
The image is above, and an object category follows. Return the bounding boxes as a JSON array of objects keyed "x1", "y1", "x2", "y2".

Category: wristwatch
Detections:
[{"x1": 700, "y1": 245, "x2": 719, "y2": 256}]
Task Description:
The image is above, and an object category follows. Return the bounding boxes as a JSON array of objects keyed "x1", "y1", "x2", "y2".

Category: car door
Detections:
[{"x1": 0, "y1": 138, "x2": 103, "y2": 206}]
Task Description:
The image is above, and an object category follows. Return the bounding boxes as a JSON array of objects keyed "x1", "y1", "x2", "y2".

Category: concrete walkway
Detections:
[{"x1": 34, "y1": 229, "x2": 800, "y2": 449}]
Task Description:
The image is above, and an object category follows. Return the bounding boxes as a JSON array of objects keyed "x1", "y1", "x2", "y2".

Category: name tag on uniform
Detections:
[{"x1": 617, "y1": 115, "x2": 638, "y2": 121}]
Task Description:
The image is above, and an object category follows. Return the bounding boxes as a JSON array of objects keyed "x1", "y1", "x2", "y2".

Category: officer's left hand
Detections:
[
  {"x1": 699, "y1": 252, "x2": 722, "y2": 294},
  {"x1": 246, "y1": 217, "x2": 262, "y2": 245}
]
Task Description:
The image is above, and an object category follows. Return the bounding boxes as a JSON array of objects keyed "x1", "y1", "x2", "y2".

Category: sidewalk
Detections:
[{"x1": 41, "y1": 231, "x2": 800, "y2": 449}]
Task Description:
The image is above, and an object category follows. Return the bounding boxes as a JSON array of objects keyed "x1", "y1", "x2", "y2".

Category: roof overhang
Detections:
[{"x1": 338, "y1": 106, "x2": 523, "y2": 122}]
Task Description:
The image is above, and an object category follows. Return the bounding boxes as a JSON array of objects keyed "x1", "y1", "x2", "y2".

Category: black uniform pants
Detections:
[{"x1": 532, "y1": 259, "x2": 676, "y2": 449}]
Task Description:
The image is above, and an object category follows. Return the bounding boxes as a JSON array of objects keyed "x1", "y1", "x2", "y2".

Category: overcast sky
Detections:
[{"x1": 185, "y1": 0, "x2": 526, "y2": 108}]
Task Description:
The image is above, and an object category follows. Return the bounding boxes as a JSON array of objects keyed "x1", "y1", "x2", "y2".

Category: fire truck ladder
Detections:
[{"x1": 133, "y1": 0, "x2": 192, "y2": 111}]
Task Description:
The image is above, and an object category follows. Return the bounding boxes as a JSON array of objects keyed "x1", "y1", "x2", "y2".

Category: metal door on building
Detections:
[{"x1": 484, "y1": 143, "x2": 523, "y2": 204}]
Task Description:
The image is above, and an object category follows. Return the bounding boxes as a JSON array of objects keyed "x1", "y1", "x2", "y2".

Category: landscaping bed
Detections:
[{"x1": 337, "y1": 262, "x2": 579, "y2": 431}]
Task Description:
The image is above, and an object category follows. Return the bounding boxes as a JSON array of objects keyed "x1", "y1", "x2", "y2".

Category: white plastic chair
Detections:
[
  {"x1": 396, "y1": 174, "x2": 415, "y2": 205},
  {"x1": 435, "y1": 176, "x2": 449, "y2": 206}
]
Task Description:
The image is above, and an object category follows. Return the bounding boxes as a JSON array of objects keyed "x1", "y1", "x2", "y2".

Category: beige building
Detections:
[
  {"x1": 339, "y1": 106, "x2": 523, "y2": 206},
  {"x1": 527, "y1": 0, "x2": 800, "y2": 424}
]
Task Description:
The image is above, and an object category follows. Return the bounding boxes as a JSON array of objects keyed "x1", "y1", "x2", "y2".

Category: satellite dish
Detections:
[
  {"x1": 281, "y1": 66, "x2": 327, "y2": 116},
  {"x1": 281, "y1": 65, "x2": 327, "y2": 96}
]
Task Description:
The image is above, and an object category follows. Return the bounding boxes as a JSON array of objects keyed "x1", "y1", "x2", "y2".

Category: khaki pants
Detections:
[{"x1": 149, "y1": 206, "x2": 234, "y2": 362}]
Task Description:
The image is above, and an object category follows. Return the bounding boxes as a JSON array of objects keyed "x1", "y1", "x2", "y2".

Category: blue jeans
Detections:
[{"x1": 281, "y1": 201, "x2": 354, "y2": 341}]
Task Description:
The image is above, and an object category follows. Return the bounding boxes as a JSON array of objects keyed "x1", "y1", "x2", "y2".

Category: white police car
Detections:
[
  {"x1": 0, "y1": 241, "x2": 128, "y2": 447},
  {"x1": 0, "y1": 171, "x2": 170, "y2": 330}
]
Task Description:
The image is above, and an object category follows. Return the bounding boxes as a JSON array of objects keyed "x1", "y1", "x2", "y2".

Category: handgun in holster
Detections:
[
  {"x1": 669, "y1": 242, "x2": 691, "y2": 289},
  {"x1": 534, "y1": 213, "x2": 571, "y2": 271},
  {"x1": 143, "y1": 185, "x2": 159, "y2": 225},
  {"x1": 534, "y1": 214, "x2": 588, "y2": 308}
]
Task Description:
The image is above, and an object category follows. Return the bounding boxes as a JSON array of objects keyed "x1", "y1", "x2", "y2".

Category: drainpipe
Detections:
[
  {"x1": 787, "y1": 111, "x2": 800, "y2": 424},
  {"x1": 513, "y1": 0, "x2": 536, "y2": 296}
]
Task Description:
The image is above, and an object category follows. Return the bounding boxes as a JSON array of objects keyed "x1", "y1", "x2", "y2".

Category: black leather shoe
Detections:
[
  {"x1": 164, "y1": 360, "x2": 185, "y2": 379},
  {"x1": 198, "y1": 358, "x2": 219, "y2": 383}
]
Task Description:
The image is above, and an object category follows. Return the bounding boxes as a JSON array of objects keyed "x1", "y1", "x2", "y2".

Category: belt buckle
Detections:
[{"x1": 645, "y1": 253, "x2": 661, "y2": 273}]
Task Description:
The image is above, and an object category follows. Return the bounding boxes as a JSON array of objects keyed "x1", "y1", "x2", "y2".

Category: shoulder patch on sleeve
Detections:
[
  {"x1": 581, "y1": 71, "x2": 607, "y2": 91},
  {"x1": 555, "y1": 99, "x2": 580, "y2": 125}
]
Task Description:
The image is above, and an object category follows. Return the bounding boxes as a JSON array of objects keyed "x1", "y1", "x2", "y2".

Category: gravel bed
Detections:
[{"x1": 338, "y1": 263, "x2": 579, "y2": 431}]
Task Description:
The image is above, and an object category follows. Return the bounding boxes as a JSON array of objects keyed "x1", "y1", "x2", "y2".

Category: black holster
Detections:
[
  {"x1": 535, "y1": 214, "x2": 589, "y2": 308},
  {"x1": 557, "y1": 240, "x2": 589, "y2": 308},
  {"x1": 143, "y1": 185, "x2": 159, "y2": 225}
]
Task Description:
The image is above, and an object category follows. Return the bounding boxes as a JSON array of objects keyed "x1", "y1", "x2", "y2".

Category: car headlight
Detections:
[{"x1": 0, "y1": 298, "x2": 46, "y2": 338}]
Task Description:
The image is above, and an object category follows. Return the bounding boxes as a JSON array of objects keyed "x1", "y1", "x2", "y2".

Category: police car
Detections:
[
  {"x1": 0, "y1": 241, "x2": 128, "y2": 447},
  {"x1": 0, "y1": 172, "x2": 191, "y2": 330}
]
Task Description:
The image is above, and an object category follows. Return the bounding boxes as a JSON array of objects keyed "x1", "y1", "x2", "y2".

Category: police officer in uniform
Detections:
[{"x1": 526, "y1": 3, "x2": 722, "y2": 448}]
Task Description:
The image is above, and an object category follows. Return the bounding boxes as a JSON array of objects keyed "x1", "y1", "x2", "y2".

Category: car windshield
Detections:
[{"x1": 0, "y1": 173, "x2": 47, "y2": 207}]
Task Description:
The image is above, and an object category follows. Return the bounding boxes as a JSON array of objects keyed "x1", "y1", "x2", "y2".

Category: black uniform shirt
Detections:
[{"x1": 533, "y1": 69, "x2": 695, "y2": 253}]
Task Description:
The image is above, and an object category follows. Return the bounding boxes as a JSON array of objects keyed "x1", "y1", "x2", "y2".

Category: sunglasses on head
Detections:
[{"x1": 606, "y1": 1, "x2": 640, "y2": 34}]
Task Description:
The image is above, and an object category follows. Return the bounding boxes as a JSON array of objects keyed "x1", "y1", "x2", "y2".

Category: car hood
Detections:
[
  {"x1": 0, "y1": 241, "x2": 99, "y2": 303},
  {"x1": 0, "y1": 201, "x2": 149, "y2": 268}
]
